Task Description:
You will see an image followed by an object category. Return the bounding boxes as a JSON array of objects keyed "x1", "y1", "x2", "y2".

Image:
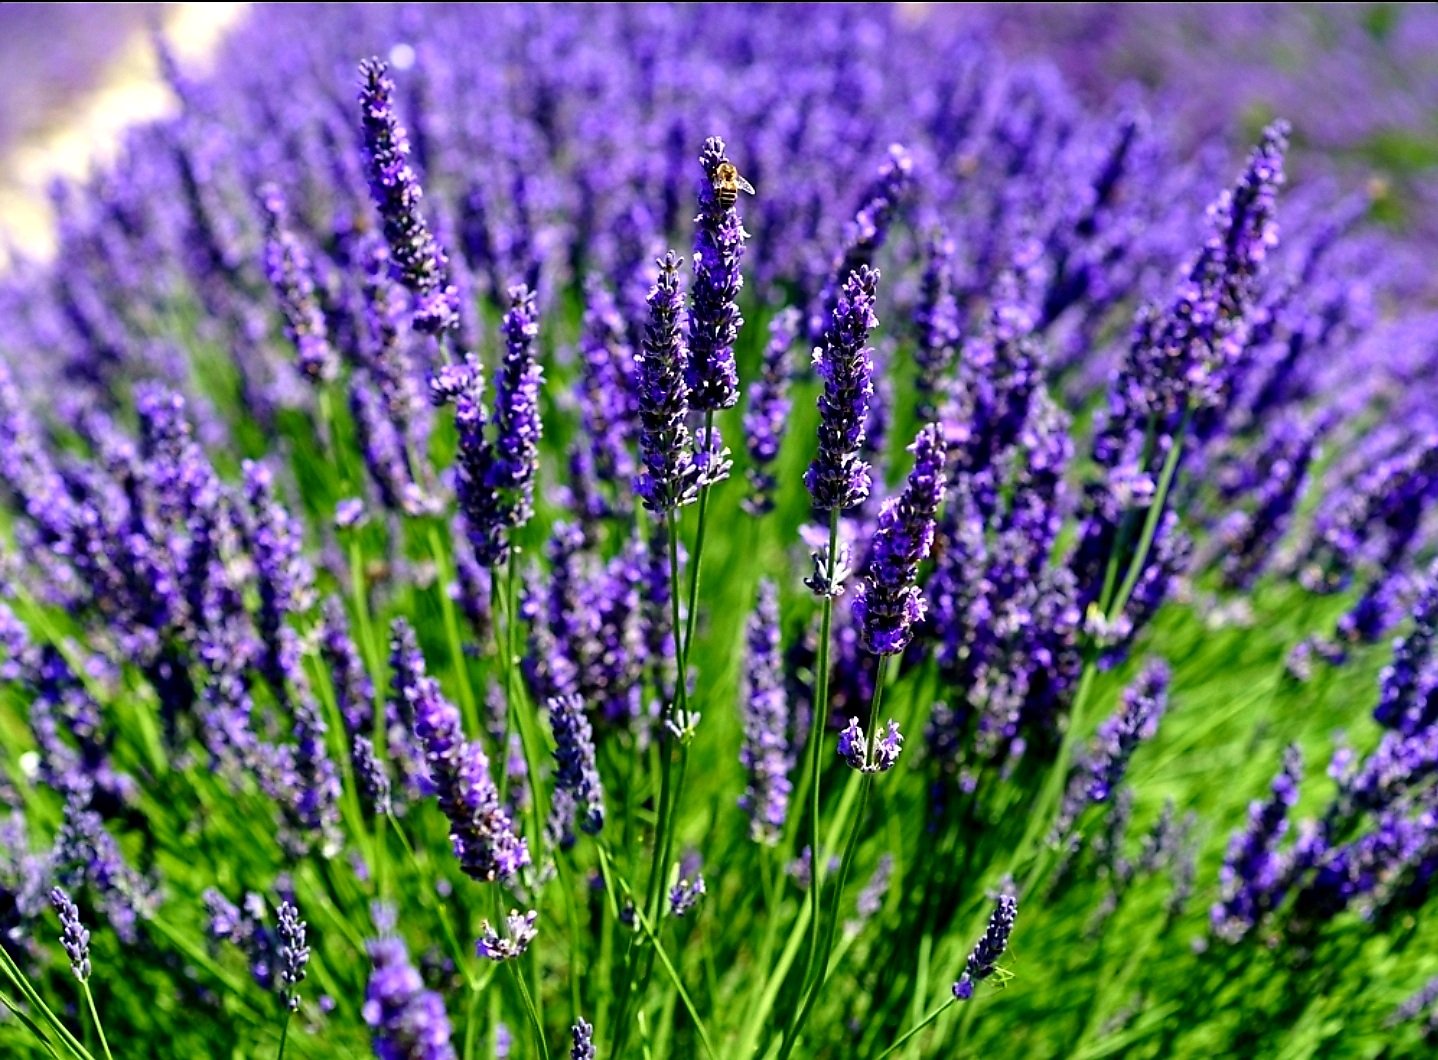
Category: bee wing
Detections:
[{"x1": 736, "y1": 174, "x2": 756, "y2": 196}]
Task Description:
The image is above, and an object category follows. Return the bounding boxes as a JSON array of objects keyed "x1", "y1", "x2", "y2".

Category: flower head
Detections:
[
  {"x1": 805, "y1": 266, "x2": 881, "y2": 513},
  {"x1": 954, "y1": 891, "x2": 1018, "y2": 1000}
]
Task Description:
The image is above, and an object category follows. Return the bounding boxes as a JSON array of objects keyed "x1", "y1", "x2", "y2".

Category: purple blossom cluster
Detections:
[
  {"x1": 365, "y1": 926, "x2": 456, "y2": 1060},
  {"x1": 396, "y1": 620, "x2": 529, "y2": 883},
  {"x1": 0, "y1": 3, "x2": 1433, "y2": 1056},
  {"x1": 205, "y1": 889, "x2": 309, "y2": 1010}
]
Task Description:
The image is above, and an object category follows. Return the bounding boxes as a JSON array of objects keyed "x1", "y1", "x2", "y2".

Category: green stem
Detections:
[
  {"x1": 597, "y1": 846, "x2": 718, "y2": 1060},
  {"x1": 613, "y1": 513, "x2": 691, "y2": 1060},
  {"x1": 488, "y1": 565, "x2": 546, "y2": 882},
  {"x1": 779, "y1": 654, "x2": 889, "y2": 1060},
  {"x1": 80, "y1": 983, "x2": 113, "y2": 1060},
  {"x1": 0, "y1": 984, "x2": 62, "y2": 1057},
  {"x1": 276, "y1": 1009, "x2": 292, "y2": 1060},
  {"x1": 0, "y1": 944, "x2": 95, "y2": 1060},
  {"x1": 878, "y1": 998, "x2": 958, "y2": 1060},
  {"x1": 509, "y1": 962, "x2": 550, "y2": 1060},
  {"x1": 1109, "y1": 407, "x2": 1192, "y2": 622},
  {"x1": 682, "y1": 411, "x2": 716, "y2": 674},
  {"x1": 463, "y1": 983, "x2": 483, "y2": 1060},
  {"x1": 796, "y1": 509, "x2": 842, "y2": 1004}
]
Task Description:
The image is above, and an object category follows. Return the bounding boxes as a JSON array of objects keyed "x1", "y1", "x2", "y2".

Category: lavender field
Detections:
[{"x1": 2, "y1": 4, "x2": 1438, "y2": 1057}]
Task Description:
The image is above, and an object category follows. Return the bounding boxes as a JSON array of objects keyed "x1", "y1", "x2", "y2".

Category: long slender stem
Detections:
[
  {"x1": 509, "y1": 963, "x2": 550, "y2": 1060},
  {"x1": 0, "y1": 985, "x2": 62, "y2": 1058},
  {"x1": 276, "y1": 1010, "x2": 292, "y2": 1060},
  {"x1": 1109, "y1": 407, "x2": 1192, "y2": 621},
  {"x1": 878, "y1": 997, "x2": 958, "y2": 1060},
  {"x1": 490, "y1": 560, "x2": 548, "y2": 881},
  {"x1": 797, "y1": 509, "x2": 842, "y2": 1001},
  {"x1": 0, "y1": 944, "x2": 95, "y2": 1060},
  {"x1": 80, "y1": 984, "x2": 113, "y2": 1060},
  {"x1": 780, "y1": 654, "x2": 890, "y2": 1060},
  {"x1": 682, "y1": 411, "x2": 716, "y2": 672},
  {"x1": 597, "y1": 845, "x2": 718, "y2": 1060},
  {"x1": 613, "y1": 512, "x2": 692, "y2": 1059}
]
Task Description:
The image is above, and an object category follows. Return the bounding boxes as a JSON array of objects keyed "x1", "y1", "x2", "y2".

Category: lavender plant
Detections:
[{"x1": 0, "y1": 5, "x2": 1437, "y2": 1059}]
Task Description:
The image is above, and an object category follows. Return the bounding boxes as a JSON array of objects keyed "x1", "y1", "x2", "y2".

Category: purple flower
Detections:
[
  {"x1": 743, "y1": 308, "x2": 800, "y2": 516},
  {"x1": 1375, "y1": 559, "x2": 1438, "y2": 735},
  {"x1": 669, "y1": 872, "x2": 706, "y2": 918},
  {"x1": 205, "y1": 889, "x2": 308, "y2": 1009},
  {"x1": 479, "y1": 283, "x2": 545, "y2": 564},
  {"x1": 837, "y1": 717, "x2": 903, "y2": 774},
  {"x1": 914, "y1": 227, "x2": 961, "y2": 423},
  {"x1": 804, "y1": 265, "x2": 880, "y2": 513},
  {"x1": 547, "y1": 693, "x2": 605, "y2": 836},
  {"x1": 364, "y1": 933, "x2": 456, "y2": 1060},
  {"x1": 634, "y1": 252, "x2": 702, "y2": 514},
  {"x1": 277, "y1": 900, "x2": 309, "y2": 1011},
  {"x1": 574, "y1": 277, "x2": 637, "y2": 507},
  {"x1": 242, "y1": 460, "x2": 313, "y2": 693},
  {"x1": 398, "y1": 620, "x2": 529, "y2": 882},
  {"x1": 740, "y1": 580, "x2": 792, "y2": 844},
  {"x1": 476, "y1": 909, "x2": 538, "y2": 962},
  {"x1": 1212, "y1": 744, "x2": 1302, "y2": 942},
  {"x1": 954, "y1": 891, "x2": 1018, "y2": 1000},
  {"x1": 852, "y1": 854, "x2": 893, "y2": 927},
  {"x1": 813, "y1": 145, "x2": 914, "y2": 340},
  {"x1": 273, "y1": 686, "x2": 344, "y2": 860},
  {"x1": 259, "y1": 183, "x2": 336, "y2": 384},
  {"x1": 49, "y1": 886, "x2": 91, "y2": 982},
  {"x1": 352, "y1": 736, "x2": 394, "y2": 818},
  {"x1": 1086, "y1": 659, "x2": 1169, "y2": 802},
  {"x1": 570, "y1": 1018, "x2": 595, "y2": 1060},
  {"x1": 1054, "y1": 660, "x2": 1170, "y2": 842},
  {"x1": 687, "y1": 136, "x2": 749, "y2": 412},
  {"x1": 53, "y1": 794, "x2": 154, "y2": 944},
  {"x1": 854, "y1": 424, "x2": 945, "y2": 655},
  {"x1": 357, "y1": 58, "x2": 458, "y2": 335}
]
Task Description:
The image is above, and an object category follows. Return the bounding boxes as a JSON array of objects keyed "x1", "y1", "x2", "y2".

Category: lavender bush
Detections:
[{"x1": 0, "y1": 4, "x2": 1436, "y2": 1057}]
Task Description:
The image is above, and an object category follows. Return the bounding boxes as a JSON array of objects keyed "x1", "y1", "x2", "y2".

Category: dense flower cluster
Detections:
[{"x1": 0, "y1": 4, "x2": 1436, "y2": 1058}]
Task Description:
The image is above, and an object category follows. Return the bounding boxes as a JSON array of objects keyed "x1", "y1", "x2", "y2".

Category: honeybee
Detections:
[{"x1": 711, "y1": 160, "x2": 756, "y2": 208}]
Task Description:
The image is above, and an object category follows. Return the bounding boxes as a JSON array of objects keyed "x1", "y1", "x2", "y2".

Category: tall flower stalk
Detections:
[
  {"x1": 794, "y1": 263, "x2": 880, "y2": 1004},
  {"x1": 782, "y1": 421, "x2": 941, "y2": 1059}
]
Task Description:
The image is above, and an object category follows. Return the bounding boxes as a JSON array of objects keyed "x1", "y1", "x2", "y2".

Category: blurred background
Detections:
[
  {"x1": 0, "y1": 2, "x2": 244, "y2": 261},
  {"x1": 2, "y1": 3, "x2": 1436, "y2": 261}
]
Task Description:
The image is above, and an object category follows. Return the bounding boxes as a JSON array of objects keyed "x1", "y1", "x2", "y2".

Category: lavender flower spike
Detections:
[
  {"x1": 635, "y1": 252, "x2": 701, "y2": 513},
  {"x1": 805, "y1": 265, "x2": 880, "y2": 512},
  {"x1": 277, "y1": 900, "x2": 310, "y2": 1011},
  {"x1": 364, "y1": 934, "x2": 457, "y2": 1060},
  {"x1": 260, "y1": 183, "x2": 337, "y2": 384},
  {"x1": 399, "y1": 620, "x2": 529, "y2": 882},
  {"x1": 954, "y1": 891, "x2": 1018, "y2": 1000},
  {"x1": 570, "y1": 1018, "x2": 595, "y2": 1060},
  {"x1": 470, "y1": 284, "x2": 544, "y2": 566},
  {"x1": 740, "y1": 580, "x2": 792, "y2": 843},
  {"x1": 476, "y1": 909, "x2": 538, "y2": 962},
  {"x1": 357, "y1": 57, "x2": 458, "y2": 335},
  {"x1": 1087, "y1": 659, "x2": 1169, "y2": 802},
  {"x1": 1212, "y1": 744, "x2": 1302, "y2": 942},
  {"x1": 855, "y1": 422, "x2": 945, "y2": 655},
  {"x1": 50, "y1": 886, "x2": 91, "y2": 982},
  {"x1": 687, "y1": 136, "x2": 750, "y2": 411},
  {"x1": 548, "y1": 692, "x2": 605, "y2": 836}
]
